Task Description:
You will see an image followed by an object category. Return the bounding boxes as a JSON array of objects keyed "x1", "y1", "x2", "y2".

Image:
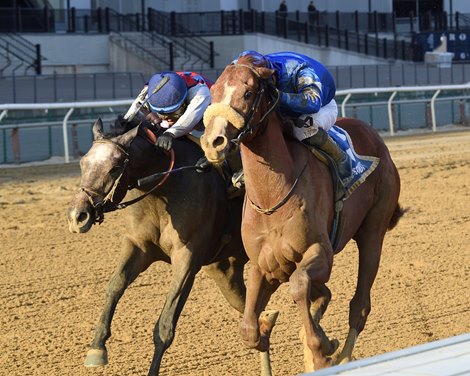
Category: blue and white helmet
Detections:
[
  {"x1": 147, "y1": 72, "x2": 187, "y2": 114},
  {"x1": 234, "y1": 50, "x2": 272, "y2": 69}
]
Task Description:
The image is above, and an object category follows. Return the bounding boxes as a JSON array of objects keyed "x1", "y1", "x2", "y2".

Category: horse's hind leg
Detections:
[
  {"x1": 148, "y1": 246, "x2": 200, "y2": 376},
  {"x1": 203, "y1": 255, "x2": 246, "y2": 314},
  {"x1": 334, "y1": 232, "x2": 384, "y2": 365},
  {"x1": 85, "y1": 238, "x2": 157, "y2": 367}
]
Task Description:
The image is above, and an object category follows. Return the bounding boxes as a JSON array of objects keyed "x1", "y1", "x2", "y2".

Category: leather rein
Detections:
[
  {"x1": 79, "y1": 137, "x2": 175, "y2": 224},
  {"x1": 232, "y1": 63, "x2": 309, "y2": 215}
]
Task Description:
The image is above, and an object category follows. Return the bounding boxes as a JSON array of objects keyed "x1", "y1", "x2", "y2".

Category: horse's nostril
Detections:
[
  {"x1": 213, "y1": 136, "x2": 226, "y2": 149},
  {"x1": 77, "y1": 211, "x2": 89, "y2": 224}
]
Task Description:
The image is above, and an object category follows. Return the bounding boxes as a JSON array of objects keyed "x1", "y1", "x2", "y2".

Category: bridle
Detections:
[
  {"x1": 216, "y1": 63, "x2": 309, "y2": 215},
  {"x1": 231, "y1": 63, "x2": 281, "y2": 145},
  {"x1": 79, "y1": 137, "x2": 174, "y2": 224}
]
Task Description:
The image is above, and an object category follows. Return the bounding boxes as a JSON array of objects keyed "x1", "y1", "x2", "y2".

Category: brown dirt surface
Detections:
[{"x1": 1, "y1": 130, "x2": 469, "y2": 376}]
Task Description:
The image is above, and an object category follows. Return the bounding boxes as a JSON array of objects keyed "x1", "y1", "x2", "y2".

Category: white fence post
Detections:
[
  {"x1": 387, "y1": 91, "x2": 398, "y2": 136},
  {"x1": 63, "y1": 108, "x2": 75, "y2": 163},
  {"x1": 430, "y1": 89, "x2": 441, "y2": 133}
]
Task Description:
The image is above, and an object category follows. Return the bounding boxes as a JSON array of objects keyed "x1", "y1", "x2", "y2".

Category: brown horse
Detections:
[
  {"x1": 200, "y1": 56, "x2": 405, "y2": 372},
  {"x1": 67, "y1": 119, "x2": 252, "y2": 375}
]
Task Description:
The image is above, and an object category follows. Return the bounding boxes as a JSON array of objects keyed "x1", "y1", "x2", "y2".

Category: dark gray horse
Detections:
[{"x1": 67, "y1": 118, "x2": 267, "y2": 375}]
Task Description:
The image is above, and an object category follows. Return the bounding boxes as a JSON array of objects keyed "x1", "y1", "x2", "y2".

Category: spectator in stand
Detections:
[
  {"x1": 308, "y1": 1, "x2": 317, "y2": 12},
  {"x1": 308, "y1": 1, "x2": 318, "y2": 25},
  {"x1": 279, "y1": 0, "x2": 288, "y2": 13},
  {"x1": 277, "y1": 0, "x2": 288, "y2": 35}
]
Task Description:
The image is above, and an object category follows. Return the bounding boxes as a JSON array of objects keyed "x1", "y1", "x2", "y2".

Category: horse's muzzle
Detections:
[
  {"x1": 66, "y1": 201, "x2": 97, "y2": 234},
  {"x1": 200, "y1": 117, "x2": 230, "y2": 163}
]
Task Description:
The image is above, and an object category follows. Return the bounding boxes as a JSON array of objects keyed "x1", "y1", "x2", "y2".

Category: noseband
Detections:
[
  {"x1": 78, "y1": 137, "x2": 175, "y2": 225},
  {"x1": 233, "y1": 64, "x2": 281, "y2": 144},
  {"x1": 203, "y1": 63, "x2": 280, "y2": 145},
  {"x1": 79, "y1": 139, "x2": 130, "y2": 224}
]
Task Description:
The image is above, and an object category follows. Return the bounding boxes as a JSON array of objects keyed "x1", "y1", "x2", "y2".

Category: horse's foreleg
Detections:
[
  {"x1": 240, "y1": 265, "x2": 279, "y2": 350},
  {"x1": 241, "y1": 265, "x2": 279, "y2": 376},
  {"x1": 203, "y1": 255, "x2": 246, "y2": 314},
  {"x1": 259, "y1": 310, "x2": 279, "y2": 376},
  {"x1": 148, "y1": 247, "x2": 199, "y2": 376},
  {"x1": 299, "y1": 283, "x2": 339, "y2": 371},
  {"x1": 334, "y1": 234, "x2": 383, "y2": 365},
  {"x1": 289, "y1": 242, "x2": 333, "y2": 372},
  {"x1": 85, "y1": 239, "x2": 156, "y2": 367}
]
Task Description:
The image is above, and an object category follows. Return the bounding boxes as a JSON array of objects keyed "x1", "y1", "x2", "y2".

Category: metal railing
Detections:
[
  {"x1": 336, "y1": 83, "x2": 470, "y2": 135},
  {"x1": 0, "y1": 71, "x2": 146, "y2": 103},
  {"x1": 0, "y1": 99, "x2": 132, "y2": 164},
  {"x1": 1, "y1": 83, "x2": 469, "y2": 165},
  {"x1": 6, "y1": 63, "x2": 466, "y2": 105},
  {"x1": 2, "y1": 8, "x2": 463, "y2": 36},
  {"x1": 0, "y1": 33, "x2": 44, "y2": 75},
  {"x1": 148, "y1": 9, "x2": 216, "y2": 68}
]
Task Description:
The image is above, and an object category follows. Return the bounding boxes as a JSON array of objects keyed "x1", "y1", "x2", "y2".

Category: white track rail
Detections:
[
  {"x1": 301, "y1": 332, "x2": 470, "y2": 376},
  {"x1": 1, "y1": 83, "x2": 470, "y2": 163}
]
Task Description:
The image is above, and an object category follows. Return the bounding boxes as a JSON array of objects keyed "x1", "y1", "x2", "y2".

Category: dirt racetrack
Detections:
[{"x1": 1, "y1": 129, "x2": 469, "y2": 376}]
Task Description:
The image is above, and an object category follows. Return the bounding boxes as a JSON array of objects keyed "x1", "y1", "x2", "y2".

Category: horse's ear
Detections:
[
  {"x1": 92, "y1": 118, "x2": 104, "y2": 140},
  {"x1": 117, "y1": 124, "x2": 140, "y2": 148},
  {"x1": 256, "y1": 67, "x2": 275, "y2": 80}
]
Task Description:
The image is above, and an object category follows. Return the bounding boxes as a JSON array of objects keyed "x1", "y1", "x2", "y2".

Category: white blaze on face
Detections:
[
  {"x1": 221, "y1": 82, "x2": 237, "y2": 106},
  {"x1": 93, "y1": 143, "x2": 115, "y2": 162}
]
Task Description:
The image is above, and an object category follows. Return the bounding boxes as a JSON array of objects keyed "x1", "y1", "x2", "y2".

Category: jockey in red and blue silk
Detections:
[
  {"x1": 233, "y1": 50, "x2": 352, "y2": 184},
  {"x1": 139, "y1": 71, "x2": 212, "y2": 151}
]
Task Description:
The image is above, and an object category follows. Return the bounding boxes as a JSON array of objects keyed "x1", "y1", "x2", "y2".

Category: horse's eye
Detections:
[{"x1": 244, "y1": 91, "x2": 253, "y2": 100}]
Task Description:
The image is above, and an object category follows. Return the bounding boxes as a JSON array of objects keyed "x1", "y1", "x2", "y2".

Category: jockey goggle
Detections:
[{"x1": 156, "y1": 102, "x2": 187, "y2": 122}]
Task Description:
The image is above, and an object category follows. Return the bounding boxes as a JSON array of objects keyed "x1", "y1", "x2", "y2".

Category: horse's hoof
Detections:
[
  {"x1": 324, "y1": 338, "x2": 340, "y2": 356},
  {"x1": 84, "y1": 348, "x2": 108, "y2": 367},
  {"x1": 256, "y1": 336, "x2": 270, "y2": 353},
  {"x1": 332, "y1": 353, "x2": 353, "y2": 366}
]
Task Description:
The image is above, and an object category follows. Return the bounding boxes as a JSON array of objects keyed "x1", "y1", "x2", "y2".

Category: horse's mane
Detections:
[{"x1": 105, "y1": 117, "x2": 161, "y2": 139}]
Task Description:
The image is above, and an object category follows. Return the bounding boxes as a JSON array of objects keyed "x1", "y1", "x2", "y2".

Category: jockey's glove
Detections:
[
  {"x1": 196, "y1": 156, "x2": 212, "y2": 173},
  {"x1": 155, "y1": 132, "x2": 175, "y2": 151}
]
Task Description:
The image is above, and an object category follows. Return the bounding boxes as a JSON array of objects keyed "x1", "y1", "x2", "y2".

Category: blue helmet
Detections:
[
  {"x1": 147, "y1": 72, "x2": 187, "y2": 114},
  {"x1": 235, "y1": 50, "x2": 272, "y2": 69}
]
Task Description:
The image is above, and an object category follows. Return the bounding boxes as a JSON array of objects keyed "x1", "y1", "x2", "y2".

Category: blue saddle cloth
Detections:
[{"x1": 328, "y1": 125, "x2": 380, "y2": 198}]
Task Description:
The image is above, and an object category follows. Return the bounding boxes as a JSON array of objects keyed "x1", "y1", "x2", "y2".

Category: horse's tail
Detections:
[{"x1": 387, "y1": 203, "x2": 407, "y2": 231}]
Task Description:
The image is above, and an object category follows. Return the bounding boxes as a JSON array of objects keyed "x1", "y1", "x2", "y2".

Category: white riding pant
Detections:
[{"x1": 292, "y1": 99, "x2": 338, "y2": 141}]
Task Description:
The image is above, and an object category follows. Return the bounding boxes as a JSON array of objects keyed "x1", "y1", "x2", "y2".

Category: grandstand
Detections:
[{"x1": 2, "y1": 0, "x2": 470, "y2": 101}]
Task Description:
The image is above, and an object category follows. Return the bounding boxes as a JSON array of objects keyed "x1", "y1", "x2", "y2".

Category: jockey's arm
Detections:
[
  {"x1": 279, "y1": 68, "x2": 323, "y2": 115},
  {"x1": 123, "y1": 85, "x2": 149, "y2": 122},
  {"x1": 164, "y1": 84, "x2": 211, "y2": 138}
]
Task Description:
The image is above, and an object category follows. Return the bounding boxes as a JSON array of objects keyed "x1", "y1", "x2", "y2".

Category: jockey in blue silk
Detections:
[
  {"x1": 124, "y1": 71, "x2": 212, "y2": 151},
  {"x1": 233, "y1": 50, "x2": 352, "y2": 183}
]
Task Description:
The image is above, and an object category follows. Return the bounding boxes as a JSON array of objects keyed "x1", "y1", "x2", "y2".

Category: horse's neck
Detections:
[
  {"x1": 241, "y1": 115, "x2": 297, "y2": 209},
  {"x1": 129, "y1": 139, "x2": 197, "y2": 192}
]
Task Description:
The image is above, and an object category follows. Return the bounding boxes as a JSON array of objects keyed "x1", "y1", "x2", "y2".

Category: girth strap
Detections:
[{"x1": 310, "y1": 147, "x2": 345, "y2": 252}]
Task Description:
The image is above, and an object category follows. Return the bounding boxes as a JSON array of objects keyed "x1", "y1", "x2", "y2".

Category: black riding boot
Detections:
[
  {"x1": 226, "y1": 149, "x2": 245, "y2": 198},
  {"x1": 303, "y1": 128, "x2": 352, "y2": 183},
  {"x1": 198, "y1": 148, "x2": 245, "y2": 199}
]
